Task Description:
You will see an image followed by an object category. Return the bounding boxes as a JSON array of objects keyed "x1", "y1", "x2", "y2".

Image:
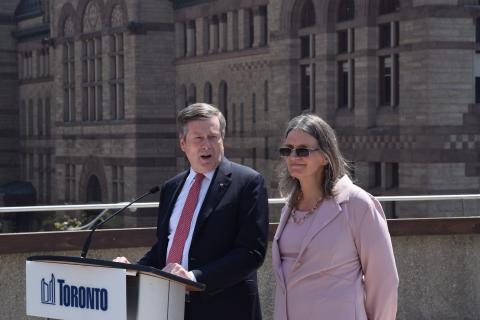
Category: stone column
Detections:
[
  {"x1": 186, "y1": 20, "x2": 195, "y2": 57},
  {"x1": 219, "y1": 14, "x2": 227, "y2": 52},
  {"x1": 209, "y1": 15, "x2": 219, "y2": 54},
  {"x1": 196, "y1": 17, "x2": 208, "y2": 55},
  {"x1": 175, "y1": 22, "x2": 185, "y2": 58},
  {"x1": 227, "y1": 11, "x2": 238, "y2": 51},
  {"x1": 253, "y1": 6, "x2": 266, "y2": 48},
  {"x1": 238, "y1": 8, "x2": 251, "y2": 49}
]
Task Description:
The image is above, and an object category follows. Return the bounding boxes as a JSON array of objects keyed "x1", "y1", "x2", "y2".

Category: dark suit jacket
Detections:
[{"x1": 138, "y1": 158, "x2": 269, "y2": 320}]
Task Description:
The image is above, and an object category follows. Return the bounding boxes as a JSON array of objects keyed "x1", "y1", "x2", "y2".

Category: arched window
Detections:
[
  {"x1": 204, "y1": 82, "x2": 213, "y2": 103},
  {"x1": 188, "y1": 83, "x2": 197, "y2": 104},
  {"x1": 300, "y1": 0, "x2": 315, "y2": 28},
  {"x1": 338, "y1": 0, "x2": 355, "y2": 22},
  {"x1": 178, "y1": 85, "x2": 187, "y2": 108},
  {"x1": 81, "y1": 1, "x2": 103, "y2": 121},
  {"x1": 86, "y1": 175, "x2": 102, "y2": 203},
  {"x1": 379, "y1": 0, "x2": 400, "y2": 15},
  {"x1": 110, "y1": 5, "x2": 126, "y2": 120},
  {"x1": 218, "y1": 81, "x2": 228, "y2": 123},
  {"x1": 63, "y1": 16, "x2": 75, "y2": 122}
]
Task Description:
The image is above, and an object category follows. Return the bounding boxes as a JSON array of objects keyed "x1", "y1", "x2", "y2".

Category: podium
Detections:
[{"x1": 26, "y1": 255, "x2": 205, "y2": 320}]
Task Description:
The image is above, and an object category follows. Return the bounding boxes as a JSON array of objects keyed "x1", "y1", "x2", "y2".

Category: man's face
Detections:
[{"x1": 180, "y1": 116, "x2": 225, "y2": 173}]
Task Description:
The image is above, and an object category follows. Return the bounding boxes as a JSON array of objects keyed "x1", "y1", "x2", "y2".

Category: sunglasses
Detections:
[{"x1": 279, "y1": 147, "x2": 321, "y2": 157}]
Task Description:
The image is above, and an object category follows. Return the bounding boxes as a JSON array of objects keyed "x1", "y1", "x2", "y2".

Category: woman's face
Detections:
[{"x1": 283, "y1": 129, "x2": 328, "y2": 182}]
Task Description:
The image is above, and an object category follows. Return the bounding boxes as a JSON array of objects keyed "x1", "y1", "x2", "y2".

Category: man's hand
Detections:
[
  {"x1": 113, "y1": 256, "x2": 131, "y2": 264},
  {"x1": 163, "y1": 263, "x2": 195, "y2": 281}
]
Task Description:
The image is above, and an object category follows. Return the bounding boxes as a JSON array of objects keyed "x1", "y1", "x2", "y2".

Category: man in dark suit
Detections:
[{"x1": 115, "y1": 103, "x2": 269, "y2": 320}]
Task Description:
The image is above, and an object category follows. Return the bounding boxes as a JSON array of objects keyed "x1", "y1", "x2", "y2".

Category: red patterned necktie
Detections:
[{"x1": 166, "y1": 173, "x2": 205, "y2": 265}]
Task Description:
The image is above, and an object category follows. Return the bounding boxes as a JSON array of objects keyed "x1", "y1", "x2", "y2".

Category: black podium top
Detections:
[{"x1": 27, "y1": 255, "x2": 205, "y2": 292}]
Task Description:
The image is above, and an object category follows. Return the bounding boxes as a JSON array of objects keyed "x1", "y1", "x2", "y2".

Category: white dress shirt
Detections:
[{"x1": 166, "y1": 168, "x2": 214, "y2": 272}]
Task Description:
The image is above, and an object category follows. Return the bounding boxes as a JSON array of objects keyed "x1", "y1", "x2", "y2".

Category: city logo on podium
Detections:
[
  {"x1": 39, "y1": 274, "x2": 109, "y2": 311},
  {"x1": 41, "y1": 274, "x2": 56, "y2": 305}
]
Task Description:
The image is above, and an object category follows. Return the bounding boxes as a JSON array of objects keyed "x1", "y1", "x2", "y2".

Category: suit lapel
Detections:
[
  {"x1": 272, "y1": 205, "x2": 292, "y2": 290},
  {"x1": 192, "y1": 159, "x2": 232, "y2": 239},
  {"x1": 161, "y1": 172, "x2": 188, "y2": 227},
  {"x1": 296, "y1": 198, "x2": 342, "y2": 260}
]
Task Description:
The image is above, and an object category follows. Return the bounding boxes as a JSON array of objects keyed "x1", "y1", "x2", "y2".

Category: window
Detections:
[
  {"x1": 112, "y1": 165, "x2": 125, "y2": 202},
  {"x1": 300, "y1": 35, "x2": 311, "y2": 58},
  {"x1": 379, "y1": 56, "x2": 392, "y2": 105},
  {"x1": 338, "y1": 0, "x2": 355, "y2": 22},
  {"x1": 298, "y1": 0, "x2": 316, "y2": 111},
  {"x1": 204, "y1": 82, "x2": 213, "y2": 103},
  {"x1": 373, "y1": 162, "x2": 381, "y2": 188},
  {"x1": 380, "y1": 0, "x2": 400, "y2": 15},
  {"x1": 188, "y1": 84, "x2": 197, "y2": 105},
  {"x1": 379, "y1": 23, "x2": 391, "y2": 49},
  {"x1": 300, "y1": 65, "x2": 313, "y2": 110},
  {"x1": 219, "y1": 81, "x2": 228, "y2": 122},
  {"x1": 37, "y1": 99, "x2": 44, "y2": 136},
  {"x1": 81, "y1": 1, "x2": 103, "y2": 121},
  {"x1": 179, "y1": 85, "x2": 187, "y2": 108},
  {"x1": 20, "y1": 100, "x2": 26, "y2": 136},
  {"x1": 337, "y1": 30, "x2": 348, "y2": 54},
  {"x1": 300, "y1": 0, "x2": 315, "y2": 28},
  {"x1": 110, "y1": 33, "x2": 125, "y2": 120},
  {"x1": 82, "y1": 37, "x2": 103, "y2": 121},
  {"x1": 385, "y1": 162, "x2": 399, "y2": 189},
  {"x1": 336, "y1": 4, "x2": 355, "y2": 109},
  {"x1": 338, "y1": 61, "x2": 350, "y2": 108},
  {"x1": 63, "y1": 40, "x2": 75, "y2": 122},
  {"x1": 28, "y1": 100, "x2": 34, "y2": 136},
  {"x1": 378, "y1": 16, "x2": 399, "y2": 107},
  {"x1": 45, "y1": 98, "x2": 51, "y2": 137}
]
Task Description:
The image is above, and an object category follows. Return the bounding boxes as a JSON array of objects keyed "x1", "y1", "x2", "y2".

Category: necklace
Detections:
[{"x1": 289, "y1": 198, "x2": 323, "y2": 224}]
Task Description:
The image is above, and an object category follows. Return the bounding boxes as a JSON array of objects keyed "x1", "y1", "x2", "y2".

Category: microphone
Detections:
[{"x1": 80, "y1": 186, "x2": 160, "y2": 258}]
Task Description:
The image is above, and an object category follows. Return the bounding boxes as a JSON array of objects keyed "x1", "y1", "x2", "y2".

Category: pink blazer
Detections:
[{"x1": 272, "y1": 176, "x2": 399, "y2": 320}]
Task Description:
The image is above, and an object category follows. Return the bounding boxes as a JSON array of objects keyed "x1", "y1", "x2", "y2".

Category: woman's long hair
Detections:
[{"x1": 279, "y1": 114, "x2": 350, "y2": 208}]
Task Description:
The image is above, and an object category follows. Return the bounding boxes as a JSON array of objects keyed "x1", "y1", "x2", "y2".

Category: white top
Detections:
[{"x1": 166, "y1": 168, "x2": 214, "y2": 271}]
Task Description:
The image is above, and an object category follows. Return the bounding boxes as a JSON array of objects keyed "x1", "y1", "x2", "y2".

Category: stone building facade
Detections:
[
  {"x1": 1, "y1": 0, "x2": 480, "y2": 222},
  {"x1": 173, "y1": 0, "x2": 480, "y2": 218}
]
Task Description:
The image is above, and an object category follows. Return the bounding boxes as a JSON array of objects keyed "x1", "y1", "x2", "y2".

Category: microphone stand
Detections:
[{"x1": 80, "y1": 186, "x2": 160, "y2": 258}]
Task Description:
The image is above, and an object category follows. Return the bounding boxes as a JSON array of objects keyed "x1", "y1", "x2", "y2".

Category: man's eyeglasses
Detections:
[{"x1": 279, "y1": 147, "x2": 320, "y2": 158}]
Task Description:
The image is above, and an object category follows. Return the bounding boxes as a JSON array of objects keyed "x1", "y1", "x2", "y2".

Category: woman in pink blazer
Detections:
[{"x1": 273, "y1": 114, "x2": 399, "y2": 320}]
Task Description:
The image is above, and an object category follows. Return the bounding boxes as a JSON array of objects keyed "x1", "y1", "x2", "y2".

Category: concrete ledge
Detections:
[{"x1": 2, "y1": 218, "x2": 480, "y2": 319}]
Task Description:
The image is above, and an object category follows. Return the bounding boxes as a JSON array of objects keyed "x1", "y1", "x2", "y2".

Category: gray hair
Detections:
[
  {"x1": 177, "y1": 103, "x2": 226, "y2": 138},
  {"x1": 279, "y1": 114, "x2": 350, "y2": 207}
]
